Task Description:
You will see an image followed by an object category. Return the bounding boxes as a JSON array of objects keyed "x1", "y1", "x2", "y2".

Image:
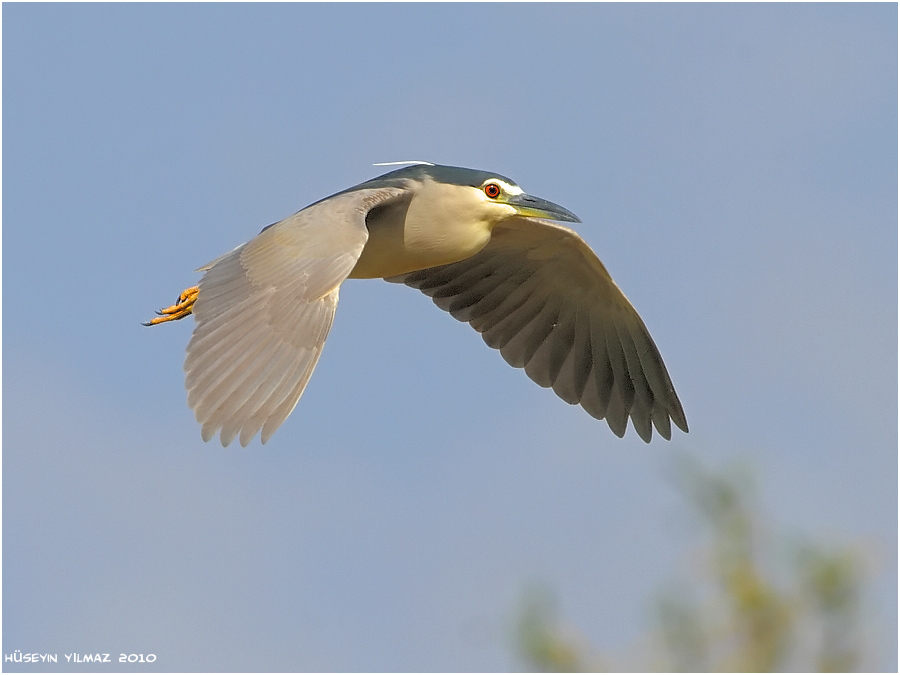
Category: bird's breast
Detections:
[{"x1": 349, "y1": 183, "x2": 495, "y2": 279}]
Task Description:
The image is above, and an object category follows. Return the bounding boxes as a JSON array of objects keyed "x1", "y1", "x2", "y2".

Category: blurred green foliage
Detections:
[{"x1": 515, "y1": 454, "x2": 871, "y2": 672}]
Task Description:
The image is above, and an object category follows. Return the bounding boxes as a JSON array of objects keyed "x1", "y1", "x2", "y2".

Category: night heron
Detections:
[{"x1": 146, "y1": 162, "x2": 688, "y2": 446}]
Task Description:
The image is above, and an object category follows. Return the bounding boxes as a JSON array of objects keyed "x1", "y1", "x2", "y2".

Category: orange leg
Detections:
[{"x1": 143, "y1": 286, "x2": 199, "y2": 326}]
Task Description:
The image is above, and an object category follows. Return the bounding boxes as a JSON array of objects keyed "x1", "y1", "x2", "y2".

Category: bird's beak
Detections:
[{"x1": 507, "y1": 192, "x2": 581, "y2": 223}]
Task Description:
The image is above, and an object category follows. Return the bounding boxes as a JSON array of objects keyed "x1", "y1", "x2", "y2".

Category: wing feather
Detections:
[
  {"x1": 524, "y1": 299, "x2": 576, "y2": 389},
  {"x1": 388, "y1": 217, "x2": 687, "y2": 442},
  {"x1": 551, "y1": 305, "x2": 592, "y2": 404},
  {"x1": 506, "y1": 294, "x2": 562, "y2": 373},
  {"x1": 185, "y1": 187, "x2": 407, "y2": 446}
]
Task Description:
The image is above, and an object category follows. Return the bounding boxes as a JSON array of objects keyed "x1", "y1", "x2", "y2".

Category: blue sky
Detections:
[{"x1": 3, "y1": 3, "x2": 896, "y2": 671}]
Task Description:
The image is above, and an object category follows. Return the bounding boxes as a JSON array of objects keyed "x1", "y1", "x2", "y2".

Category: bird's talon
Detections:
[{"x1": 145, "y1": 286, "x2": 199, "y2": 325}]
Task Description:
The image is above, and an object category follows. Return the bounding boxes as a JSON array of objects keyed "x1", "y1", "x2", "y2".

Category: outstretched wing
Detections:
[
  {"x1": 388, "y1": 217, "x2": 688, "y2": 442},
  {"x1": 186, "y1": 187, "x2": 407, "y2": 447}
]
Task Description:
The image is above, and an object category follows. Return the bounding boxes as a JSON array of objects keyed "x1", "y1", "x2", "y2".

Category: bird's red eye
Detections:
[{"x1": 484, "y1": 183, "x2": 501, "y2": 199}]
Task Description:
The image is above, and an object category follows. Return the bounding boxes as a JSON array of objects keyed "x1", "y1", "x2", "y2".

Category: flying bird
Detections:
[{"x1": 146, "y1": 163, "x2": 687, "y2": 446}]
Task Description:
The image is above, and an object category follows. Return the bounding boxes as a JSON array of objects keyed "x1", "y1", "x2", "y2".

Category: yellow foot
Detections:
[{"x1": 143, "y1": 286, "x2": 199, "y2": 326}]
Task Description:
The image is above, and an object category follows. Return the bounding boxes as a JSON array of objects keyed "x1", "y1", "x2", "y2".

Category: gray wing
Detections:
[
  {"x1": 388, "y1": 217, "x2": 688, "y2": 442},
  {"x1": 186, "y1": 187, "x2": 407, "y2": 447}
]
